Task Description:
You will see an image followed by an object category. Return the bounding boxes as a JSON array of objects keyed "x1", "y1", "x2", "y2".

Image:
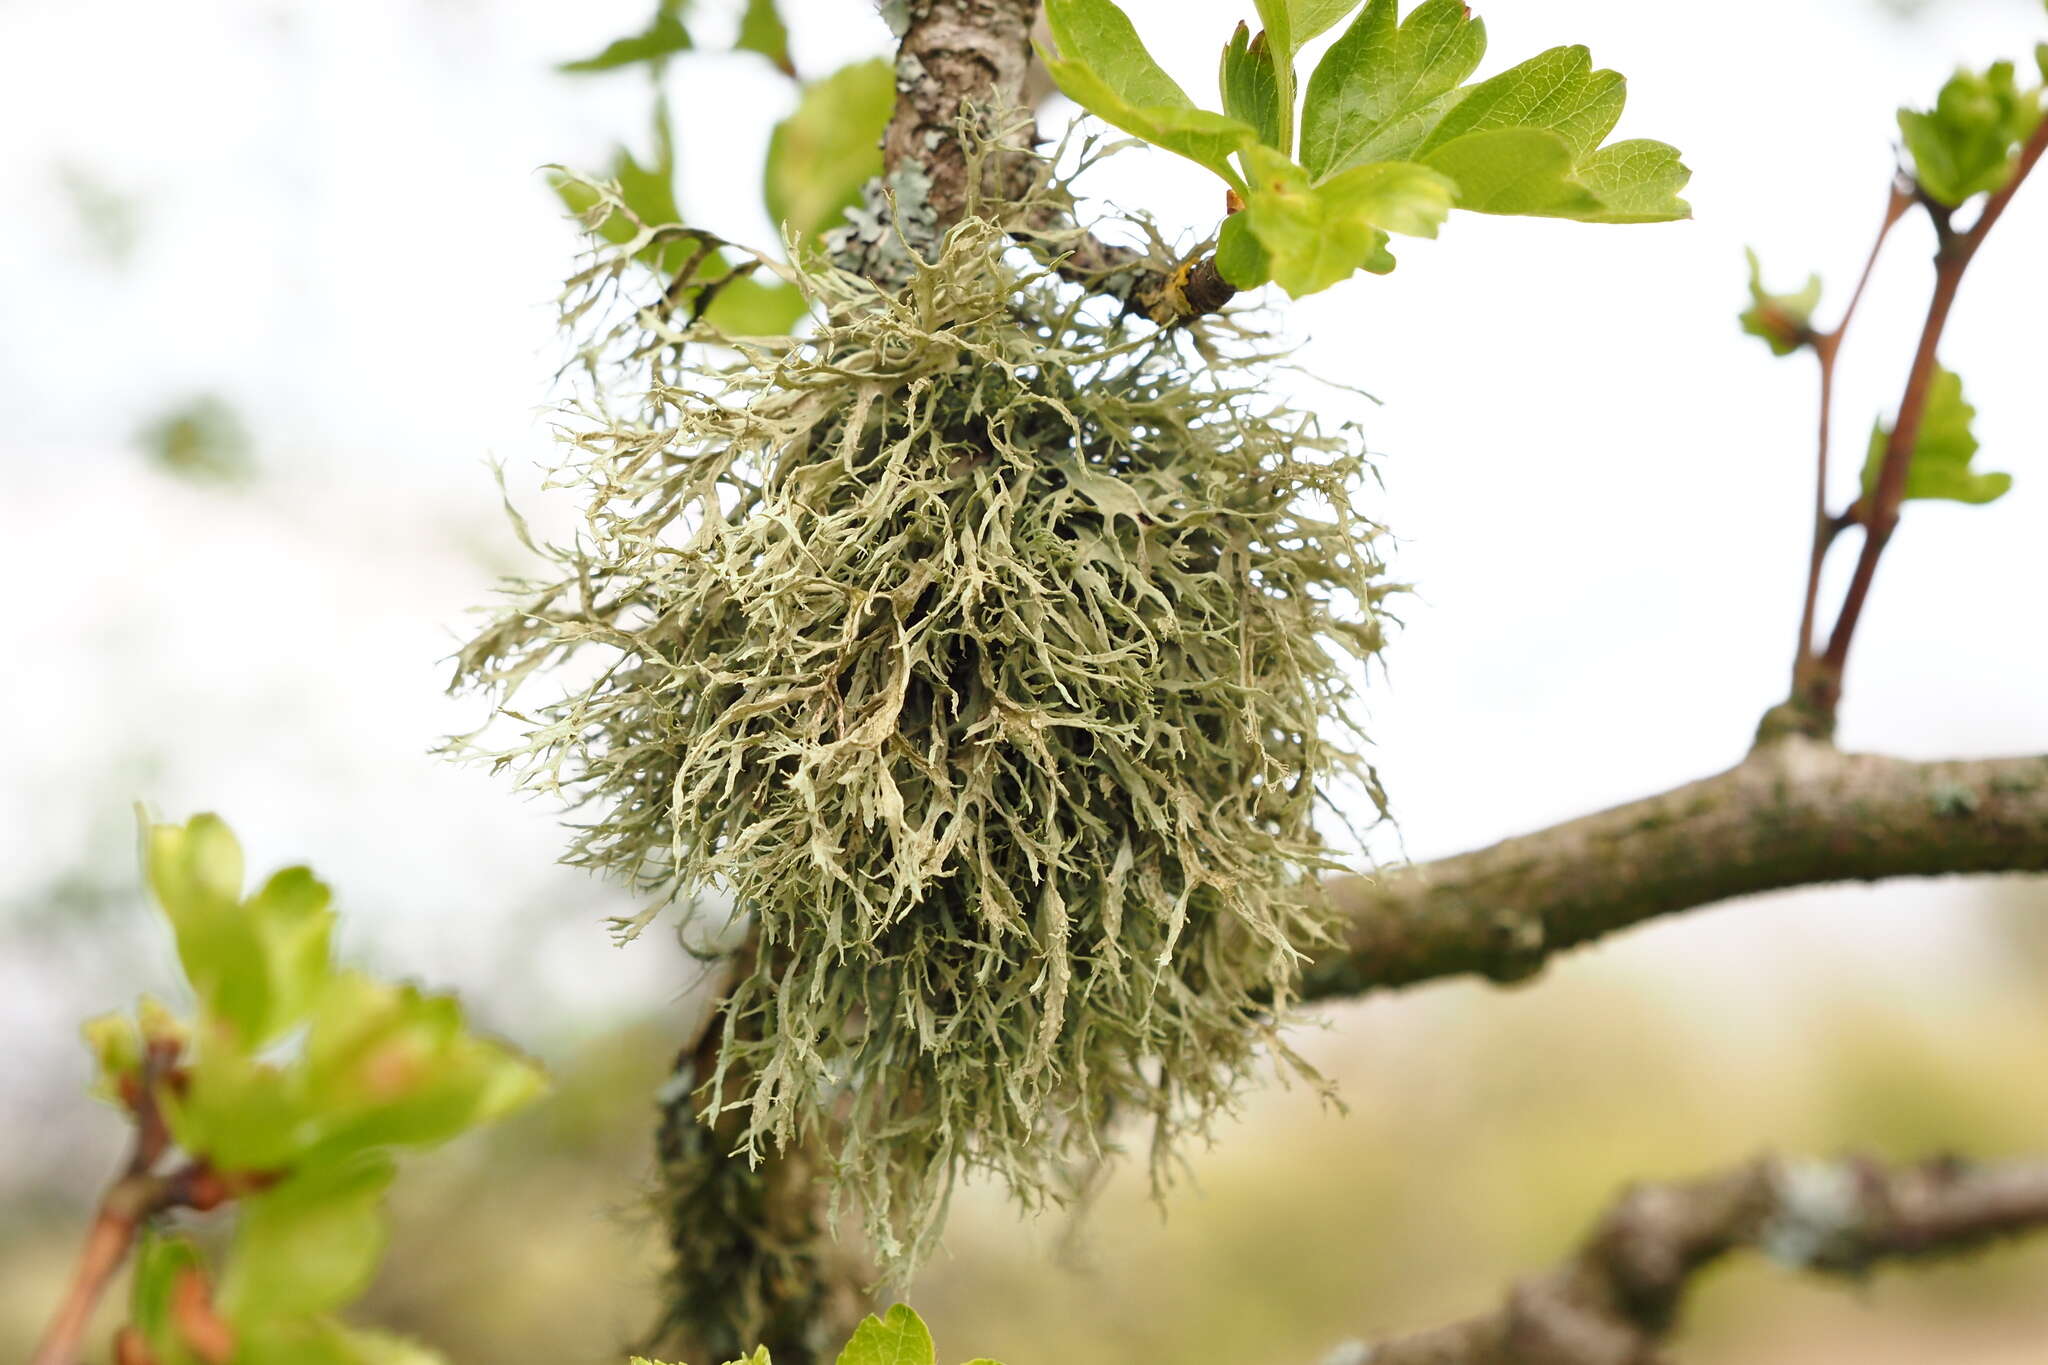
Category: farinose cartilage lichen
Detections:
[{"x1": 453, "y1": 175, "x2": 1394, "y2": 1273}]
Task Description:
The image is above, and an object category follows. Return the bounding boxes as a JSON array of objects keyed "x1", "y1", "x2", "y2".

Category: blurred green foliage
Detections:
[
  {"x1": 1898, "y1": 60, "x2": 2043, "y2": 207},
  {"x1": 635, "y1": 1304, "x2": 1002, "y2": 1365},
  {"x1": 137, "y1": 395, "x2": 253, "y2": 483},
  {"x1": 84, "y1": 814, "x2": 545, "y2": 1365}
]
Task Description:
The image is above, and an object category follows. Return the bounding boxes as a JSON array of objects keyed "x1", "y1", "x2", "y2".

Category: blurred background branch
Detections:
[{"x1": 1341, "y1": 1151, "x2": 2048, "y2": 1365}]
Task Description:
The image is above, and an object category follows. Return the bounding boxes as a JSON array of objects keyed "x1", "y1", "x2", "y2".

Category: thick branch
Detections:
[
  {"x1": 1305, "y1": 738, "x2": 2048, "y2": 999},
  {"x1": 1326, "y1": 1152, "x2": 2048, "y2": 1365},
  {"x1": 881, "y1": 0, "x2": 1040, "y2": 230}
]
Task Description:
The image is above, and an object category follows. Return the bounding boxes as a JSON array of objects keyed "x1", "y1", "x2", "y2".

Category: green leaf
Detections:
[
  {"x1": 1041, "y1": 0, "x2": 1257, "y2": 184},
  {"x1": 1300, "y1": 4, "x2": 1687, "y2": 223},
  {"x1": 551, "y1": 94, "x2": 681, "y2": 268},
  {"x1": 1738, "y1": 247, "x2": 1822, "y2": 357},
  {"x1": 1256, "y1": 0, "x2": 1362, "y2": 57},
  {"x1": 1321, "y1": 157, "x2": 1457, "y2": 235},
  {"x1": 83, "y1": 1010, "x2": 143, "y2": 1104},
  {"x1": 2036, "y1": 41, "x2": 2047, "y2": 85},
  {"x1": 1220, "y1": 22, "x2": 1286, "y2": 151},
  {"x1": 736, "y1": 0, "x2": 793, "y2": 76},
  {"x1": 1412, "y1": 45, "x2": 1624, "y2": 159},
  {"x1": 310, "y1": 1324, "x2": 448, "y2": 1365},
  {"x1": 1898, "y1": 61, "x2": 2044, "y2": 206},
  {"x1": 837, "y1": 1305, "x2": 936, "y2": 1365},
  {"x1": 299, "y1": 971, "x2": 547, "y2": 1155},
  {"x1": 1214, "y1": 211, "x2": 1272, "y2": 288},
  {"x1": 1861, "y1": 364, "x2": 2013, "y2": 506},
  {"x1": 234, "y1": 1317, "x2": 446, "y2": 1365},
  {"x1": 167, "y1": 1035, "x2": 314, "y2": 1170},
  {"x1": 146, "y1": 816, "x2": 335, "y2": 1049},
  {"x1": 765, "y1": 58, "x2": 894, "y2": 242},
  {"x1": 1569, "y1": 138, "x2": 1691, "y2": 222},
  {"x1": 1300, "y1": 0, "x2": 1486, "y2": 179},
  {"x1": 139, "y1": 394, "x2": 254, "y2": 483},
  {"x1": 1044, "y1": 0, "x2": 1199, "y2": 110},
  {"x1": 1421, "y1": 126, "x2": 1598, "y2": 216},
  {"x1": 130, "y1": 1231, "x2": 207, "y2": 1363},
  {"x1": 220, "y1": 1154, "x2": 396, "y2": 1319},
  {"x1": 1239, "y1": 145, "x2": 1424, "y2": 295},
  {"x1": 559, "y1": 3, "x2": 693, "y2": 73},
  {"x1": 702, "y1": 274, "x2": 809, "y2": 335}
]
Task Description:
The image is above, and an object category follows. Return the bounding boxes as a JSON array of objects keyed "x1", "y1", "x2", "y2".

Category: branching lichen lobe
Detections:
[{"x1": 454, "y1": 179, "x2": 1392, "y2": 1272}]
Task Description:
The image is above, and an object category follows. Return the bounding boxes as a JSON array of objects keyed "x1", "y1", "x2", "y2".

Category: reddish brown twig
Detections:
[
  {"x1": 1798, "y1": 116, "x2": 2048, "y2": 730},
  {"x1": 29, "y1": 1038, "x2": 266, "y2": 1365},
  {"x1": 1788, "y1": 178, "x2": 1913, "y2": 725}
]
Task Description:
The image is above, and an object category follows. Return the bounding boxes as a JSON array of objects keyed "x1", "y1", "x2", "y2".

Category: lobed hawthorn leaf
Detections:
[
  {"x1": 1421, "y1": 126, "x2": 1597, "y2": 215},
  {"x1": 1861, "y1": 364, "x2": 2013, "y2": 506},
  {"x1": 1738, "y1": 247, "x2": 1822, "y2": 357},
  {"x1": 1301, "y1": 3, "x2": 1688, "y2": 223},
  {"x1": 1041, "y1": 0, "x2": 1257, "y2": 184},
  {"x1": 837, "y1": 1305, "x2": 935, "y2": 1365},
  {"x1": 295, "y1": 971, "x2": 547, "y2": 1159},
  {"x1": 1257, "y1": 0, "x2": 1362, "y2": 57},
  {"x1": 1413, "y1": 44, "x2": 1625, "y2": 160},
  {"x1": 147, "y1": 815, "x2": 335, "y2": 1050},
  {"x1": 220, "y1": 1153, "x2": 397, "y2": 1320},
  {"x1": 1898, "y1": 60, "x2": 2044, "y2": 206},
  {"x1": 1236, "y1": 145, "x2": 1441, "y2": 294},
  {"x1": 736, "y1": 0, "x2": 793, "y2": 76},
  {"x1": 1570, "y1": 138, "x2": 1692, "y2": 223},
  {"x1": 1300, "y1": 0, "x2": 1486, "y2": 179},
  {"x1": 559, "y1": 0, "x2": 693, "y2": 73},
  {"x1": 766, "y1": 57, "x2": 894, "y2": 242},
  {"x1": 1214, "y1": 210, "x2": 1273, "y2": 287},
  {"x1": 232, "y1": 1315, "x2": 448, "y2": 1365},
  {"x1": 1220, "y1": 22, "x2": 1286, "y2": 151},
  {"x1": 557, "y1": 96, "x2": 810, "y2": 336}
]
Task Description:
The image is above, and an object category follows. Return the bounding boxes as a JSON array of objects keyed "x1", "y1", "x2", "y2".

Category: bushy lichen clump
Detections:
[{"x1": 455, "y1": 197, "x2": 1392, "y2": 1268}]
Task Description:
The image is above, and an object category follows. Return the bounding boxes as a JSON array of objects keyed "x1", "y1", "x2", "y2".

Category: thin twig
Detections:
[
  {"x1": 1818, "y1": 119, "x2": 2047, "y2": 692},
  {"x1": 1792, "y1": 180, "x2": 1913, "y2": 685},
  {"x1": 30, "y1": 1041, "x2": 183, "y2": 1365}
]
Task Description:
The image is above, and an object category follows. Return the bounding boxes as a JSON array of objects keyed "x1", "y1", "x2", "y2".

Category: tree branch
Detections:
[
  {"x1": 1320, "y1": 1151, "x2": 2048, "y2": 1365},
  {"x1": 1305, "y1": 738, "x2": 2048, "y2": 1000},
  {"x1": 878, "y1": 0, "x2": 1237, "y2": 323}
]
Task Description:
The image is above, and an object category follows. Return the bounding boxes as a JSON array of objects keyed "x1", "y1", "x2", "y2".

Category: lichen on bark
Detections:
[{"x1": 454, "y1": 161, "x2": 1393, "y2": 1273}]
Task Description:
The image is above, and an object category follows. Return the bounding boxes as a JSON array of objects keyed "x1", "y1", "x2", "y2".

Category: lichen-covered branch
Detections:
[
  {"x1": 1305, "y1": 737, "x2": 2048, "y2": 999},
  {"x1": 880, "y1": 0, "x2": 1039, "y2": 230},
  {"x1": 875, "y1": 0, "x2": 1236, "y2": 322},
  {"x1": 1323, "y1": 1152, "x2": 2048, "y2": 1365}
]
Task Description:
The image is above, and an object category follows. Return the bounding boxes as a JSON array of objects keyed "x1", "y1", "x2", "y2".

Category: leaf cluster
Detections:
[
  {"x1": 1898, "y1": 57, "x2": 2045, "y2": 207},
  {"x1": 86, "y1": 815, "x2": 546, "y2": 1365},
  {"x1": 1039, "y1": 0, "x2": 1690, "y2": 297},
  {"x1": 637, "y1": 1304, "x2": 999, "y2": 1365},
  {"x1": 455, "y1": 179, "x2": 1392, "y2": 1273},
  {"x1": 553, "y1": 0, "x2": 891, "y2": 335}
]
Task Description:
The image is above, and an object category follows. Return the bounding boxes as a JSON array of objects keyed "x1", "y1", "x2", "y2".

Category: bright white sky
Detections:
[{"x1": 0, "y1": 0, "x2": 2043, "y2": 1180}]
